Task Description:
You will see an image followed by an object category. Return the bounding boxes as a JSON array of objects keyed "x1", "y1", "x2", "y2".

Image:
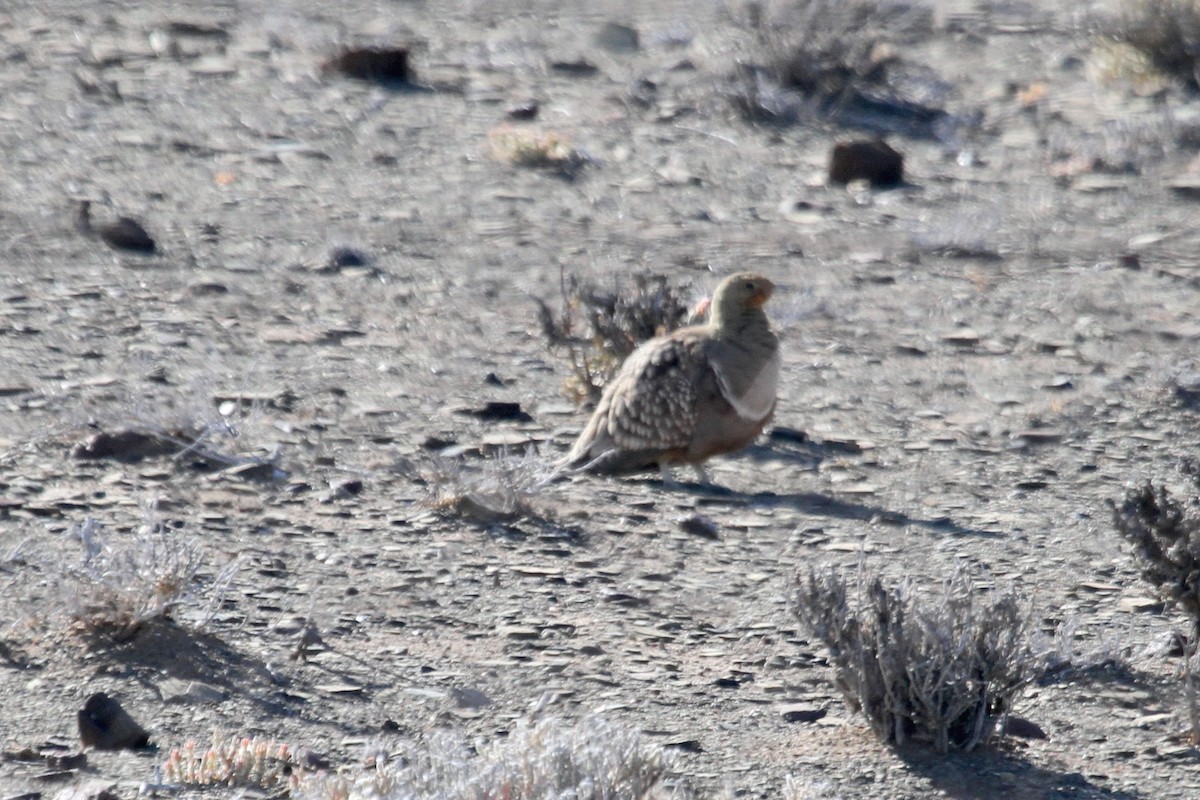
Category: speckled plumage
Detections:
[{"x1": 564, "y1": 272, "x2": 780, "y2": 481}]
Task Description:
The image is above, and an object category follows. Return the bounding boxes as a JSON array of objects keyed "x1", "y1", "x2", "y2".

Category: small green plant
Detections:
[
  {"x1": 795, "y1": 564, "x2": 1033, "y2": 752},
  {"x1": 536, "y1": 270, "x2": 694, "y2": 405}
]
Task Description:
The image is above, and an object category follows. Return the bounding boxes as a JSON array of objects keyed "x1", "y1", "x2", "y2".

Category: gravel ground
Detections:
[{"x1": 4, "y1": 1, "x2": 1200, "y2": 798}]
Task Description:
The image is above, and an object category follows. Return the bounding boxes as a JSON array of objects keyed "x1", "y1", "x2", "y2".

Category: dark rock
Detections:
[
  {"x1": 189, "y1": 281, "x2": 229, "y2": 296},
  {"x1": 769, "y1": 426, "x2": 808, "y2": 444},
  {"x1": 1167, "y1": 177, "x2": 1200, "y2": 199},
  {"x1": 164, "y1": 20, "x2": 231, "y2": 40},
  {"x1": 595, "y1": 22, "x2": 639, "y2": 53},
  {"x1": 828, "y1": 139, "x2": 904, "y2": 187},
  {"x1": 222, "y1": 461, "x2": 281, "y2": 482},
  {"x1": 323, "y1": 47, "x2": 411, "y2": 83},
  {"x1": 677, "y1": 513, "x2": 719, "y2": 539},
  {"x1": 325, "y1": 245, "x2": 371, "y2": 270},
  {"x1": 550, "y1": 57, "x2": 599, "y2": 76},
  {"x1": 76, "y1": 200, "x2": 156, "y2": 254},
  {"x1": 661, "y1": 736, "x2": 702, "y2": 753},
  {"x1": 71, "y1": 430, "x2": 182, "y2": 462},
  {"x1": 45, "y1": 751, "x2": 88, "y2": 770},
  {"x1": 999, "y1": 715, "x2": 1048, "y2": 740},
  {"x1": 603, "y1": 592, "x2": 649, "y2": 607},
  {"x1": 779, "y1": 704, "x2": 828, "y2": 723},
  {"x1": 506, "y1": 100, "x2": 540, "y2": 121},
  {"x1": 1174, "y1": 372, "x2": 1200, "y2": 406},
  {"x1": 332, "y1": 478, "x2": 364, "y2": 497},
  {"x1": 457, "y1": 401, "x2": 533, "y2": 422},
  {"x1": 627, "y1": 77, "x2": 658, "y2": 107},
  {"x1": 78, "y1": 693, "x2": 151, "y2": 751}
]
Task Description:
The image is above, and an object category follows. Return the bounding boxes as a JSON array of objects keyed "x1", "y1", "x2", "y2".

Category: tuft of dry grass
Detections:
[
  {"x1": 535, "y1": 270, "x2": 694, "y2": 406},
  {"x1": 795, "y1": 564, "x2": 1033, "y2": 752},
  {"x1": 488, "y1": 125, "x2": 589, "y2": 179},
  {"x1": 1030, "y1": 615, "x2": 1135, "y2": 684},
  {"x1": 293, "y1": 717, "x2": 676, "y2": 800},
  {"x1": 404, "y1": 448, "x2": 555, "y2": 525},
  {"x1": 1110, "y1": 461, "x2": 1200, "y2": 741},
  {"x1": 906, "y1": 205, "x2": 1003, "y2": 261}
]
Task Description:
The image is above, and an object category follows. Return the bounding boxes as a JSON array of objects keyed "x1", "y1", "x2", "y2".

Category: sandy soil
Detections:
[{"x1": 4, "y1": 0, "x2": 1200, "y2": 797}]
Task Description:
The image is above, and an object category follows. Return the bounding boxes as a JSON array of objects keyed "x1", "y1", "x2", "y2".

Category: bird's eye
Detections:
[{"x1": 744, "y1": 281, "x2": 754, "y2": 290}]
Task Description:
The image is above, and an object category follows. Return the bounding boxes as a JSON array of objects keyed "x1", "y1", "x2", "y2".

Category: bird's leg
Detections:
[
  {"x1": 657, "y1": 462, "x2": 682, "y2": 488},
  {"x1": 658, "y1": 462, "x2": 712, "y2": 489},
  {"x1": 76, "y1": 200, "x2": 93, "y2": 233}
]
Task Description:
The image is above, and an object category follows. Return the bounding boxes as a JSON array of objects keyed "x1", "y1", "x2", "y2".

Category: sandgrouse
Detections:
[{"x1": 564, "y1": 272, "x2": 780, "y2": 483}]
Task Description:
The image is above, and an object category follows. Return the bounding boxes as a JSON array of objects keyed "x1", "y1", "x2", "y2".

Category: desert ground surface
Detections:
[{"x1": 4, "y1": 0, "x2": 1200, "y2": 797}]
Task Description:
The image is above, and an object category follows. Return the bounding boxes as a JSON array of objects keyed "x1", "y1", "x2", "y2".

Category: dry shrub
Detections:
[
  {"x1": 1102, "y1": 0, "x2": 1200, "y2": 88},
  {"x1": 536, "y1": 270, "x2": 694, "y2": 405},
  {"x1": 1109, "y1": 469, "x2": 1200, "y2": 627},
  {"x1": 53, "y1": 511, "x2": 238, "y2": 643},
  {"x1": 751, "y1": 0, "x2": 932, "y2": 96},
  {"x1": 1110, "y1": 461, "x2": 1200, "y2": 740},
  {"x1": 293, "y1": 717, "x2": 675, "y2": 800},
  {"x1": 731, "y1": 0, "x2": 934, "y2": 124},
  {"x1": 795, "y1": 565, "x2": 1033, "y2": 752}
]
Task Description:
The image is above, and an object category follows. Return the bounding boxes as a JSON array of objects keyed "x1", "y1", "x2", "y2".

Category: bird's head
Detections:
[{"x1": 710, "y1": 272, "x2": 775, "y2": 328}]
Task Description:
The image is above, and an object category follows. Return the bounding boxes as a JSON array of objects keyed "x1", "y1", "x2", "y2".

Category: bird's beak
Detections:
[{"x1": 748, "y1": 283, "x2": 774, "y2": 308}]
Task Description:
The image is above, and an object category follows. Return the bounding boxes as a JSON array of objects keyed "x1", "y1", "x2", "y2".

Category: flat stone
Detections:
[
  {"x1": 159, "y1": 679, "x2": 227, "y2": 705},
  {"x1": 778, "y1": 704, "x2": 827, "y2": 723},
  {"x1": 1119, "y1": 596, "x2": 1164, "y2": 614},
  {"x1": 316, "y1": 682, "x2": 364, "y2": 696},
  {"x1": 450, "y1": 687, "x2": 492, "y2": 709},
  {"x1": 1133, "y1": 713, "x2": 1173, "y2": 728}
]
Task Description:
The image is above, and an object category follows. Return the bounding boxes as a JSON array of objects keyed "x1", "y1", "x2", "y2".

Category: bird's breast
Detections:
[{"x1": 711, "y1": 347, "x2": 779, "y2": 422}]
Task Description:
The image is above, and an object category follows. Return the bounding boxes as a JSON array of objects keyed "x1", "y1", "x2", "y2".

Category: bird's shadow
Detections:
[
  {"x1": 673, "y1": 482, "x2": 998, "y2": 538},
  {"x1": 653, "y1": 434, "x2": 999, "y2": 538}
]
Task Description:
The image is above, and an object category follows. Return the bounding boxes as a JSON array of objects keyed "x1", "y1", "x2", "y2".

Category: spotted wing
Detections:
[{"x1": 597, "y1": 333, "x2": 707, "y2": 453}]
